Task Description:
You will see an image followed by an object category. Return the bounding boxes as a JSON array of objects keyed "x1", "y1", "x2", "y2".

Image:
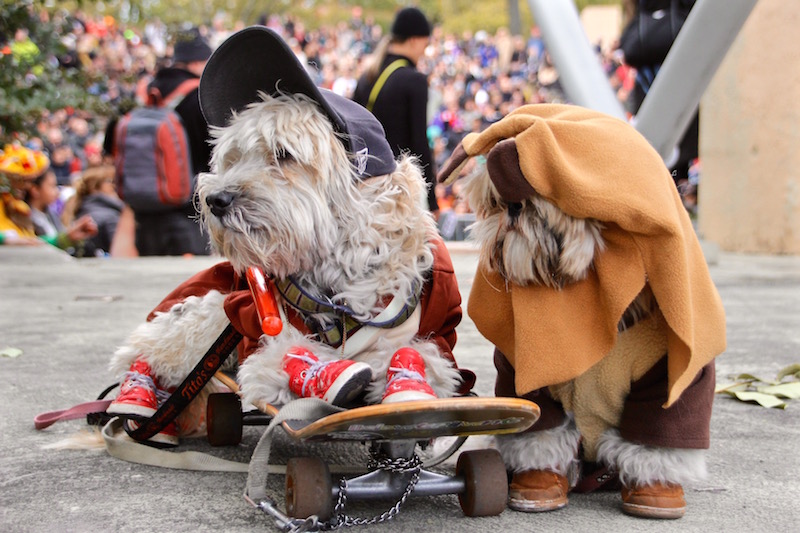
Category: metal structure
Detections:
[
  {"x1": 526, "y1": 0, "x2": 626, "y2": 119},
  {"x1": 526, "y1": 0, "x2": 760, "y2": 163}
]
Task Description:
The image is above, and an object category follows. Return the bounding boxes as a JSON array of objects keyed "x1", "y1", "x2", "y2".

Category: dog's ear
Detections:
[{"x1": 485, "y1": 138, "x2": 535, "y2": 203}]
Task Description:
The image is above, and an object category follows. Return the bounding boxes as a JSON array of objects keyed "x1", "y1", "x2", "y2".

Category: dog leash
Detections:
[
  {"x1": 101, "y1": 400, "x2": 369, "y2": 477},
  {"x1": 245, "y1": 398, "x2": 344, "y2": 502},
  {"x1": 102, "y1": 417, "x2": 252, "y2": 472},
  {"x1": 34, "y1": 399, "x2": 113, "y2": 430},
  {"x1": 245, "y1": 398, "x2": 346, "y2": 532},
  {"x1": 99, "y1": 400, "x2": 341, "y2": 476},
  {"x1": 34, "y1": 381, "x2": 120, "y2": 430},
  {"x1": 34, "y1": 323, "x2": 242, "y2": 441},
  {"x1": 122, "y1": 322, "x2": 242, "y2": 442}
]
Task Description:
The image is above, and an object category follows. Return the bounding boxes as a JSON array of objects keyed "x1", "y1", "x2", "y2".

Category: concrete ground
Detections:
[{"x1": 1, "y1": 243, "x2": 799, "y2": 532}]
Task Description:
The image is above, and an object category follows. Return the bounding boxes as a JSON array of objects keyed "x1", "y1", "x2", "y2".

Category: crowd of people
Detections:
[{"x1": 1, "y1": 6, "x2": 659, "y2": 252}]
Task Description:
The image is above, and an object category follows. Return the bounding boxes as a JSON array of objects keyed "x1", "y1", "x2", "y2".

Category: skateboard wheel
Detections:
[
  {"x1": 286, "y1": 457, "x2": 333, "y2": 521},
  {"x1": 456, "y1": 449, "x2": 508, "y2": 517},
  {"x1": 206, "y1": 392, "x2": 243, "y2": 446}
]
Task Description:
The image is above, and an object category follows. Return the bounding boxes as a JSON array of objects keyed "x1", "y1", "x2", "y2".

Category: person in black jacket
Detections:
[
  {"x1": 105, "y1": 27, "x2": 212, "y2": 256},
  {"x1": 353, "y1": 7, "x2": 439, "y2": 217},
  {"x1": 619, "y1": 0, "x2": 698, "y2": 195}
]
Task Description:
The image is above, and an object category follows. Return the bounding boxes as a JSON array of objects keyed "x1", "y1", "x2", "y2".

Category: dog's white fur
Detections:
[
  {"x1": 596, "y1": 430, "x2": 707, "y2": 487},
  {"x1": 109, "y1": 93, "x2": 461, "y2": 435},
  {"x1": 493, "y1": 418, "x2": 582, "y2": 485},
  {"x1": 461, "y1": 168, "x2": 604, "y2": 289},
  {"x1": 460, "y1": 164, "x2": 706, "y2": 488},
  {"x1": 111, "y1": 291, "x2": 230, "y2": 382},
  {"x1": 110, "y1": 290, "x2": 233, "y2": 435}
]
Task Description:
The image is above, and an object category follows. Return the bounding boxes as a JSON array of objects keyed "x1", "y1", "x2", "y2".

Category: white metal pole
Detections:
[
  {"x1": 634, "y1": 0, "x2": 760, "y2": 161},
  {"x1": 526, "y1": 0, "x2": 626, "y2": 119}
]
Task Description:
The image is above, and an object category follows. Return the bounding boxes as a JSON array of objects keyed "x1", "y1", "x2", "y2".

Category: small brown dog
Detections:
[{"x1": 439, "y1": 104, "x2": 726, "y2": 519}]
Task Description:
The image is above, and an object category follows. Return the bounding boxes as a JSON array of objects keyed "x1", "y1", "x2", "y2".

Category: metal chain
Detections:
[{"x1": 323, "y1": 454, "x2": 422, "y2": 530}]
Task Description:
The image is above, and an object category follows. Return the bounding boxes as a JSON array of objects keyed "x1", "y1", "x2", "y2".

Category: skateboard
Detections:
[{"x1": 208, "y1": 371, "x2": 540, "y2": 524}]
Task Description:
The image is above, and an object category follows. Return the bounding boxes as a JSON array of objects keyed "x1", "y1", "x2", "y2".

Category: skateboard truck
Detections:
[
  {"x1": 327, "y1": 441, "x2": 423, "y2": 528},
  {"x1": 246, "y1": 441, "x2": 428, "y2": 532},
  {"x1": 245, "y1": 494, "x2": 321, "y2": 533}
]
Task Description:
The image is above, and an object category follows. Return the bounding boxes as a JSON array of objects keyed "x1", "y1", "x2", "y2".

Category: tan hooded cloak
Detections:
[{"x1": 440, "y1": 104, "x2": 726, "y2": 407}]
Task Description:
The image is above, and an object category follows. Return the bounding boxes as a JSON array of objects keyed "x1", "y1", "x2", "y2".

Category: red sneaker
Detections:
[
  {"x1": 382, "y1": 347, "x2": 437, "y2": 404},
  {"x1": 283, "y1": 347, "x2": 372, "y2": 407},
  {"x1": 107, "y1": 358, "x2": 178, "y2": 446}
]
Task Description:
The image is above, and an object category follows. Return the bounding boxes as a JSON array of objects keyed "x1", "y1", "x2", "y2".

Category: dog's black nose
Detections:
[{"x1": 206, "y1": 192, "x2": 234, "y2": 217}]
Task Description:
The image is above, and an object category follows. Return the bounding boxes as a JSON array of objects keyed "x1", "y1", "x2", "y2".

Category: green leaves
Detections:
[
  {"x1": 716, "y1": 364, "x2": 800, "y2": 409},
  {"x1": 0, "y1": 1, "x2": 105, "y2": 143}
]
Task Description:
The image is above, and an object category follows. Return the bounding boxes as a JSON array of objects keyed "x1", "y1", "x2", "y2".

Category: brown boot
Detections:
[
  {"x1": 621, "y1": 482, "x2": 686, "y2": 519},
  {"x1": 508, "y1": 470, "x2": 569, "y2": 512}
]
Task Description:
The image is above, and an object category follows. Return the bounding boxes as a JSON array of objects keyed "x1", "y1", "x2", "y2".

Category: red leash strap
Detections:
[{"x1": 34, "y1": 400, "x2": 113, "y2": 430}]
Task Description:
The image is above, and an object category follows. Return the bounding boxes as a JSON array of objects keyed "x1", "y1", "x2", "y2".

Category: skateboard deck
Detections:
[{"x1": 213, "y1": 371, "x2": 540, "y2": 442}]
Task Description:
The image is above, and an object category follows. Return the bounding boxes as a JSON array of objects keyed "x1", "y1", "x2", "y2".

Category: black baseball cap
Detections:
[
  {"x1": 199, "y1": 26, "x2": 396, "y2": 179},
  {"x1": 391, "y1": 7, "x2": 432, "y2": 38},
  {"x1": 173, "y1": 27, "x2": 212, "y2": 63}
]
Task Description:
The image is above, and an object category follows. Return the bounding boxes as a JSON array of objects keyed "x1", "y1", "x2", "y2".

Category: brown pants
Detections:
[{"x1": 494, "y1": 349, "x2": 715, "y2": 449}]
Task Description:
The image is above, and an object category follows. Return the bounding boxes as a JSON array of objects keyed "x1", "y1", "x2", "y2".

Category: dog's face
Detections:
[
  {"x1": 460, "y1": 164, "x2": 605, "y2": 289},
  {"x1": 197, "y1": 92, "x2": 435, "y2": 314},
  {"x1": 197, "y1": 93, "x2": 356, "y2": 277}
]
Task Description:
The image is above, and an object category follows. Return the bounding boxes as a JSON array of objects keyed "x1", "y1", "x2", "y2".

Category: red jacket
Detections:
[{"x1": 147, "y1": 238, "x2": 470, "y2": 389}]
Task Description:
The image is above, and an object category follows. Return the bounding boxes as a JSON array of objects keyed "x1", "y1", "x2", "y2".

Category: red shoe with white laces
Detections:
[
  {"x1": 107, "y1": 358, "x2": 179, "y2": 446},
  {"x1": 283, "y1": 347, "x2": 372, "y2": 407},
  {"x1": 382, "y1": 347, "x2": 437, "y2": 404}
]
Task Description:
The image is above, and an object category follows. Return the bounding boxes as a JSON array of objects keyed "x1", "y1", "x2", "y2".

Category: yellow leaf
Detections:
[
  {"x1": 776, "y1": 364, "x2": 800, "y2": 381},
  {"x1": 758, "y1": 382, "x2": 800, "y2": 399},
  {"x1": 0, "y1": 347, "x2": 22, "y2": 358},
  {"x1": 733, "y1": 373, "x2": 769, "y2": 384},
  {"x1": 715, "y1": 382, "x2": 749, "y2": 394},
  {"x1": 732, "y1": 391, "x2": 787, "y2": 409}
]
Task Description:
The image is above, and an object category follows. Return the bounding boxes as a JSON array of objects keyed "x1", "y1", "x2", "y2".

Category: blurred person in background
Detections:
[
  {"x1": 25, "y1": 168, "x2": 97, "y2": 256},
  {"x1": 0, "y1": 144, "x2": 96, "y2": 250},
  {"x1": 62, "y1": 165, "x2": 123, "y2": 256},
  {"x1": 618, "y1": 0, "x2": 698, "y2": 195},
  {"x1": 106, "y1": 27, "x2": 213, "y2": 256},
  {"x1": 353, "y1": 7, "x2": 438, "y2": 217}
]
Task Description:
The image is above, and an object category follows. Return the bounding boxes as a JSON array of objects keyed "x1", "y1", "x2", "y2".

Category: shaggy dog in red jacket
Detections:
[{"x1": 107, "y1": 27, "x2": 464, "y2": 446}]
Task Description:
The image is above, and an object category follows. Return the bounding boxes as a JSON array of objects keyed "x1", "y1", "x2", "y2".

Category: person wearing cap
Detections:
[
  {"x1": 152, "y1": 27, "x2": 214, "y2": 181},
  {"x1": 105, "y1": 27, "x2": 213, "y2": 256},
  {"x1": 353, "y1": 7, "x2": 439, "y2": 216}
]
